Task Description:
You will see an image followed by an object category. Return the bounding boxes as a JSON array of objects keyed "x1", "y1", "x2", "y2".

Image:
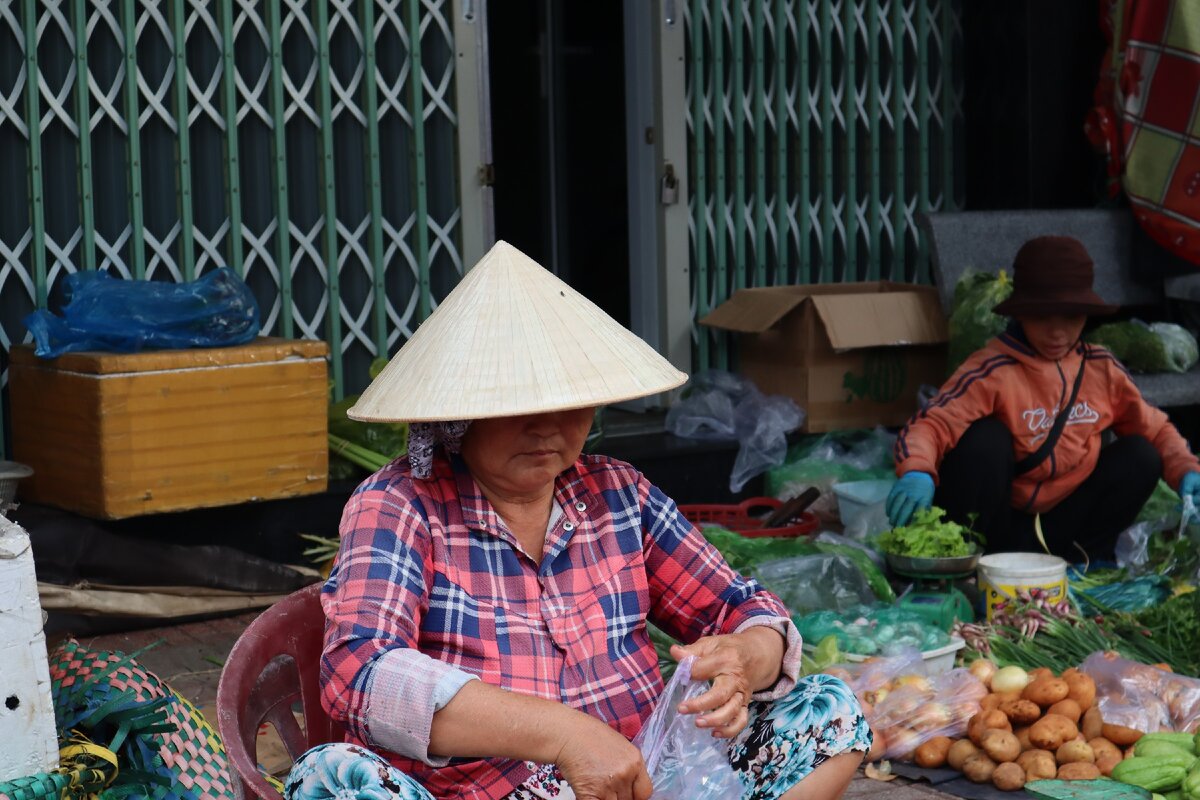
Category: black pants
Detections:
[{"x1": 933, "y1": 418, "x2": 1162, "y2": 562}]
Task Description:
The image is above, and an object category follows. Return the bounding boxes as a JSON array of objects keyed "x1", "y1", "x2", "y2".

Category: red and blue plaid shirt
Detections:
[{"x1": 321, "y1": 452, "x2": 799, "y2": 800}]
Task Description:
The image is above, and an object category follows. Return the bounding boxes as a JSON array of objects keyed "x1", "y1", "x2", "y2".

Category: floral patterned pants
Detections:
[{"x1": 285, "y1": 674, "x2": 871, "y2": 800}]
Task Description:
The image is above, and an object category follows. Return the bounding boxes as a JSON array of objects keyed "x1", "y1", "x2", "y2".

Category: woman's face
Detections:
[
  {"x1": 1018, "y1": 314, "x2": 1087, "y2": 361},
  {"x1": 460, "y1": 407, "x2": 596, "y2": 497}
]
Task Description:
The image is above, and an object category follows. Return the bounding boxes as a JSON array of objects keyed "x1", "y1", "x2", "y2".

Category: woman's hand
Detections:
[
  {"x1": 669, "y1": 626, "x2": 785, "y2": 739},
  {"x1": 554, "y1": 714, "x2": 653, "y2": 800}
]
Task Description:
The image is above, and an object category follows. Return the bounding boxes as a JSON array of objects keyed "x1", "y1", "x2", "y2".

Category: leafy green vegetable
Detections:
[
  {"x1": 1134, "y1": 590, "x2": 1200, "y2": 677},
  {"x1": 877, "y1": 507, "x2": 978, "y2": 557},
  {"x1": 947, "y1": 270, "x2": 1013, "y2": 374}
]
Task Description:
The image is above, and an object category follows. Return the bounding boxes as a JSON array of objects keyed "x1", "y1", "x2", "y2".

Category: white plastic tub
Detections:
[
  {"x1": 832, "y1": 479, "x2": 894, "y2": 534},
  {"x1": 976, "y1": 552, "x2": 1068, "y2": 620}
]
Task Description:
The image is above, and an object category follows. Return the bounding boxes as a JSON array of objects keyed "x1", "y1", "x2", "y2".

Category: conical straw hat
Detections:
[{"x1": 348, "y1": 241, "x2": 688, "y2": 422}]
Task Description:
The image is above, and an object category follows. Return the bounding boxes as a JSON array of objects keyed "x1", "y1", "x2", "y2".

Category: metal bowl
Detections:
[{"x1": 885, "y1": 548, "x2": 982, "y2": 578}]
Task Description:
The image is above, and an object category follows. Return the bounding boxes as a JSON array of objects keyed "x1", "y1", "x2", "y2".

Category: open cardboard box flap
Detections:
[
  {"x1": 701, "y1": 282, "x2": 948, "y2": 349},
  {"x1": 698, "y1": 286, "x2": 810, "y2": 333},
  {"x1": 810, "y1": 290, "x2": 948, "y2": 351}
]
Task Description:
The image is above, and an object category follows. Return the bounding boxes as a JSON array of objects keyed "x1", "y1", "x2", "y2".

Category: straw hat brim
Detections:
[{"x1": 347, "y1": 241, "x2": 689, "y2": 422}]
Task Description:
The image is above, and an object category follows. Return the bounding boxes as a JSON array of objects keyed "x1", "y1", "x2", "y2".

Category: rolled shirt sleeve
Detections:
[{"x1": 638, "y1": 476, "x2": 801, "y2": 699}]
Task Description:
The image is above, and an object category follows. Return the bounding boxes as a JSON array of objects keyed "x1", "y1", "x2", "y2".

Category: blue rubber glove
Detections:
[
  {"x1": 1179, "y1": 471, "x2": 1200, "y2": 509},
  {"x1": 886, "y1": 471, "x2": 935, "y2": 528}
]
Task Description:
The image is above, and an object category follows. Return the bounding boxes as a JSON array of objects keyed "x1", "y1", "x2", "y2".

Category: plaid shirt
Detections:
[{"x1": 321, "y1": 453, "x2": 800, "y2": 800}]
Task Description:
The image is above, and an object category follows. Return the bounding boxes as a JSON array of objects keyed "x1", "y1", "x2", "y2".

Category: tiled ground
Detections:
[{"x1": 83, "y1": 611, "x2": 962, "y2": 799}]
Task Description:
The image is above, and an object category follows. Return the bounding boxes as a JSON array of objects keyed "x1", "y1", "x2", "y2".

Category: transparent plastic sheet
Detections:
[
  {"x1": 764, "y1": 427, "x2": 896, "y2": 525},
  {"x1": 24, "y1": 267, "x2": 260, "y2": 357},
  {"x1": 827, "y1": 652, "x2": 987, "y2": 760},
  {"x1": 633, "y1": 656, "x2": 744, "y2": 799},
  {"x1": 1149, "y1": 322, "x2": 1200, "y2": 373},
  {"x1": 752, "y1": 554, "x2": 878, "y2": 615},
  {"x1": 1114, "y1": 521, "x2": 1156, "y2": 573},
  {"x1": 665, "y1": 370, "x2": 805, "y2": 493},
  {"x1": 1080, "y1": 651, "x2": 1200, "y2": 733},
  {"x1": 1087, "y1": 319, "x2": 1198, "y2": 374}
]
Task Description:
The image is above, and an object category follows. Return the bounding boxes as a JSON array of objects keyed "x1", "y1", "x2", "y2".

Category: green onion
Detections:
[{"x1": 329, "y1": 433, "x2": 393, "y2": 472}]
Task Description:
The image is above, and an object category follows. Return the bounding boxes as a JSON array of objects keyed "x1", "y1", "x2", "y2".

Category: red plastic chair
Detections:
[{"x1": 217, "y1": 582, "x2": 341, "y2": 799}]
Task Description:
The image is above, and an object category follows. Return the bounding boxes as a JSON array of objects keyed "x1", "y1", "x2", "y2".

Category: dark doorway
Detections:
[{"x1": 488, "y1": 1, "x2": 631, "y2": 328}]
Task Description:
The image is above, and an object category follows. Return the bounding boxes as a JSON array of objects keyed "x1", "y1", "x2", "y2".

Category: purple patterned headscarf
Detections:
[{"x1": 407, "y1": 421, "x2": 471, "y2": 478}]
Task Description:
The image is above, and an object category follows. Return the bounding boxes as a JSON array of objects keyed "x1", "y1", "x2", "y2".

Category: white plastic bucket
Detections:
[{"x1": 976, "y1": 552, "x2": 1068, "y2": 620}]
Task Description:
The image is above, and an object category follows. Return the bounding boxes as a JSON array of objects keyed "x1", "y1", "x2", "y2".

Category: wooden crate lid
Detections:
[{"x1": 9, "y1": 337, "x2": 329, "y2": 374}]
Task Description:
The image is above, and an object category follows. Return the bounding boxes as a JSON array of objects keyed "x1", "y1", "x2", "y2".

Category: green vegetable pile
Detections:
[
  {"x1": 877, "y1": 507, "x2": 979, "y2": 558},
  {"x1": 1087, "y1": 319, "x2": 1200, "y2": 374},
  {"x1": 947, "y1": 270, "x2": 1013, "y2": 374}
]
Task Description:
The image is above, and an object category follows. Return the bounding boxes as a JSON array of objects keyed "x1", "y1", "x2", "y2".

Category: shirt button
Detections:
[
  {"x1": 575, "y1": 501, "x2": 587, "y2": 512},
  {"x1": 563, "y1": 521, "x2": 575, "y2": 531}
]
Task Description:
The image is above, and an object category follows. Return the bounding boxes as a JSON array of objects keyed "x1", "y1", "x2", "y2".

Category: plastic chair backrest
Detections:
[{"x1": 217, "y1": 582, "x2": 340, "y2": 800}]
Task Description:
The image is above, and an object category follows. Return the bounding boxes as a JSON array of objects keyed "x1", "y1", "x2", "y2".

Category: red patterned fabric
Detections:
[{"x1": 1088, "y1": 0, "x2": 1200, "y2": 265}]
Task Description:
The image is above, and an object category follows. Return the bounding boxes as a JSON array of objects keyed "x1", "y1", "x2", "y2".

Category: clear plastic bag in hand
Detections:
[{"x1": 633, "y1": 656, "x2": 745, "y2": 800}]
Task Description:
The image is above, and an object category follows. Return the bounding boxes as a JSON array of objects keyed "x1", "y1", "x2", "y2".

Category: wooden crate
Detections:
[{"x1": 10, "y1": 337, "x2": 329, "y2": 519}]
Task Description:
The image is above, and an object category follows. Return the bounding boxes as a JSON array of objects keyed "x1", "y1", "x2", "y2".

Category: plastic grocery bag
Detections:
[
  {"x1": 1080, "y1": 651, "x2": 1200, "y2": 733},
  {"x1": 24, "y1": 267, "x2": 260, "y2": 358},
  {"x1": 633, "y1": 656, "x2": 744, "y2": 799},
  {"x1": 764, "y1": 427, "x2": 895, "y2": 525},
  {"x1": 753, "y1": 554, "x2": 877, "y2": 615},
  {"x1": 666, "y1": 370, "x2": 804, "y2": 493},
  {"x1": 828, "y1": 651, "x2": 986, "y2": 760}
]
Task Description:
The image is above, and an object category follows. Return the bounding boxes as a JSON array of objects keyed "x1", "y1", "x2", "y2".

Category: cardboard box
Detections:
[
  {"x1": 700, "y1": 282, "x2": 948, "y2": 432},
  {"x1": 10, "y1": 337, "x2": 330, "y2": 519}
]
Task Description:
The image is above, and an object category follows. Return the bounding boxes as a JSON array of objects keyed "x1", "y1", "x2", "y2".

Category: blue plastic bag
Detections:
[{"x1": 24, "y1": 268, "x2": 260, "y2": 358}]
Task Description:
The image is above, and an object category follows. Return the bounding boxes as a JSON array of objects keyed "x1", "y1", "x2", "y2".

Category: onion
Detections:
[
  {"x1": 968, "y1": 658, "x2": 998, "y2": 689},
  {"x1": 991, "y1": 665, "x2": 1032, "y2": 694}
]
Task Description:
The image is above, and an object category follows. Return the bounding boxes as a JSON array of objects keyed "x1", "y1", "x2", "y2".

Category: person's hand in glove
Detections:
[
  {"x1": 1179, "y1": 471, "x2": 1200, "y2": 510},
  {"x1": 885, "y1": 471, "x2": 935, "y2": 528}
]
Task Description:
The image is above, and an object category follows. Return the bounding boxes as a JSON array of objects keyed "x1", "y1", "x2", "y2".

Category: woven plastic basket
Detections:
[
  {"x1": 0, "y1": 461, "x2": 33, "y2": 505},
  {"x1": 678, "y1": 497, "x2": 818, "y2": 538}
]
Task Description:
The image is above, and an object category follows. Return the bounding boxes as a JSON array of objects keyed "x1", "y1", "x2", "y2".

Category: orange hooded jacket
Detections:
[{"x1": 894, "y1": 328, "x2": 1199, "y2": 514}]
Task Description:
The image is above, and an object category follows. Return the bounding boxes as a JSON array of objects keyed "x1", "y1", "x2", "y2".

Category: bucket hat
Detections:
[
  {"x1": 348, "y1": 240, "x2": 688, "y2": 422},
  {"x1": 992, "y1": 235, "x2": 1119, "y2": 317}
]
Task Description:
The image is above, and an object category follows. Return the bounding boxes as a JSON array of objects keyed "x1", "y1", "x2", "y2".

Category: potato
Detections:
[
  {"x1": 999, "y1": 699, "x2": 1042, "y2": 725},
  {"x1": 915, "y1": 736, "x2": 953, "y2": 769},
  {"x1": 1047, "y1": 698, "x2": 1083, "y2": 724},
  {"x1": 992, "y1": 762, "x2": 1026, "y2": 792},
  {"x1": 1014, "y1": 726, "x2": 1033, "y2": 752},
  {"x1": 1064, "y1": 672, "x2": 1096, "y2": 710},
  {"x1": 1101, "y1": 723, "x2": 1144, "y2": 746},
  {"x1": 1095, "y1": 753, "x2": 1121, "y2": 776},
  {"x1": 1018, "y1": 750, "x2": 1057, "y2": 780},
  {"x1": 1088, "y1": 737, "x2": 1120, "y2": 762},
  {"x1": 1081, "y1": 706, "x2": 1104, "y2": 740},
  {"x1": 1023, "y1": 677, "x2": 1070, "y2": 708},
  {"x1": 1028, "y1": 667, "x2": 1054, "y2": 682},
  {"x1": 981, "y1": 730, "x2": 1022, "y2": 763},
  {"x1": 982, "y1": 691, "x2": 1023, "y2": 712},
  {"x1": 1057, "y1": 762, "x2": 1101, "y2": 781},
  {"x1": 969, "y1": 710, "x2": 1012, "y2": 746},
  {"x1": 948, "y1": 739, "x2": 981, "y2": 771},
  {"x1": 1055, "y1": 740, "x2": 1095, "y2": 764},
  {"x1": 962, "y1": 753, "x2": 998, "y2": 784},
  {"x1": 1030, "y1": 714, "x2": 1078, "y2": 750}
]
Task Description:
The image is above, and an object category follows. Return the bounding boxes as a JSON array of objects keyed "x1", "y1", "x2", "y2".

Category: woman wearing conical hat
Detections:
[{"x1": 285, "y1": 243, "x2": 871, "y2": 800}]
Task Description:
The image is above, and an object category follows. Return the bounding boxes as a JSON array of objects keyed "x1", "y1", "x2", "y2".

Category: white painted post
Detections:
[{"x1": 0, "y1": 516, "x2": 58, "y2": 780}]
